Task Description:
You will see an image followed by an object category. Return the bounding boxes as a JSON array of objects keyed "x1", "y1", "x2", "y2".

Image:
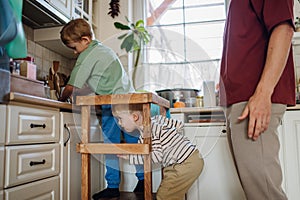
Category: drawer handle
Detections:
[
  {"x1": 64, "y1": 123, "x2": 71, "y2": 147},
  {"x1": 30, "y1": 123, "x2": 46, "y2": 129},
  {"x1": 30, "y1": 159, "x2": 46, "y2": 166}
]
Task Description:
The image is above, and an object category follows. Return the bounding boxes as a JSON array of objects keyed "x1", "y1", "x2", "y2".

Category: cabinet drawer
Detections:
[
  {"x1": 4, "y1": 176, "x2": 59, "y2": 200},
  {"x1": 0, "y1": 147, "x2": 4, "y2": 189},
  {"x1": 6, "y1": 105, "x2": 59, "y2": 144},
  {"x1": 5, "y1": 143, "x2": 60, "y2": 188}
]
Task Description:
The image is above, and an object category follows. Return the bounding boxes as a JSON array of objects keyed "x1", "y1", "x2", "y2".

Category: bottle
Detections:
[{"x1": 196, "y1": 96, "x2": 204, "y2": 107}]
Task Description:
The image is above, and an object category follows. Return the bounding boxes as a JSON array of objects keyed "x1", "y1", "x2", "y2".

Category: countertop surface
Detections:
[
  {"x1": 4, "y1": 92, "x2": 300, "y2": 112},
  {"x1": 171, "y1": 104, "x2": 300, "y2": 113},
  {"x1": 7, "y1": 92, "x2": 76, "y2": 111}
]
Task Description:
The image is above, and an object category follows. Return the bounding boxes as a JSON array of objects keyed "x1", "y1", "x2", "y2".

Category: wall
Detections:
[{"x1": 23, "y1": 25, "x2": 75, "y2": 81}]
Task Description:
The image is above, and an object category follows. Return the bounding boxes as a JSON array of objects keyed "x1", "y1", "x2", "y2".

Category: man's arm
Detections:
[
  {"x1": 58, "y1": 84, "x2": 94, "y2": 102},
  {"x1": 239, "y1": 22, "x2": 294, "y2": 140},
  {"x1": 58, "y1": 84, "x2": 74, "y2": 102}
]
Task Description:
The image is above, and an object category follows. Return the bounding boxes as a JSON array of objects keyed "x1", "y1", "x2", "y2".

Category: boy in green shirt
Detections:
[{"x1": 59, "y1": 18, "x2": 144, "y2": 199}]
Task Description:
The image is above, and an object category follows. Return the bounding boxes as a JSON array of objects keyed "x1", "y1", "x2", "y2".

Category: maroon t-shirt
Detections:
[{"x1": 219, "y1": 0, "x2": 295, "y2": 106}]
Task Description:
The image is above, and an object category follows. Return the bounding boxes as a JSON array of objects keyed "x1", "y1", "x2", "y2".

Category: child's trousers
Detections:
[{"x1": 156, "y1": 150, "x2": 204, "y2": 200}]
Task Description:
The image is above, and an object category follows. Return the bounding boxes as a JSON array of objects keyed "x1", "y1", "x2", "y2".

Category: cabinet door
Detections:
[
  {"x1": 72, "y1": 0, "x2": 92, "y2": 23},
  {"x1": 184, "y1": 126, "x2": 245, "y2": 200},
  {"x1": 60, "y1": 112, "x2": 102, "y2": 200},
  {"x1": 0, "y1": 105, "x2": 5, "y2": 145},
  {"x1": 0, "y1": 105, "x2": 4, "y2": 191},
  {"x1": 0, "y1": 147, "x2": 4, "y2": 190},
  {"x1": 49, "y1": 0, "x2": 72, "y2": 18},
  {"x1": 279, "y1": 110, "x2": 300, "y2": 200}
]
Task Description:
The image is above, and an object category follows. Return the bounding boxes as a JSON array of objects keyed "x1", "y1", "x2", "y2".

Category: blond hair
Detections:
[{"x1": 60, "y1": 18, "x2": 93, "y2": 45}]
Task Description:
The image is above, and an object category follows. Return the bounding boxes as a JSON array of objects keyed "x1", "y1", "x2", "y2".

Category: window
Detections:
[{"x1": 140, "y1": 0, "x2": 227, "y2": 92}]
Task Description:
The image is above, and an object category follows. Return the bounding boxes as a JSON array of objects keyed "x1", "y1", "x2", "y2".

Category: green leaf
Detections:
[
  {"x1": 114, "y1": 22, "x2": 130, "y2": 30},
  {"x1": 117, "y1": 33, "x2": 128, "y2": 40},
  {"x1": 136, "y1": 26, "x2": 146, "y2": 33},
  {"x1": 135, "y1": 19, "x2": 144, "y2": 27},
  {"x1": 142, "y1": 32, "x2": 151, "y2": 44},
  {"x1": 121, "y1": 34, "x2": 134, "y2": 52}
]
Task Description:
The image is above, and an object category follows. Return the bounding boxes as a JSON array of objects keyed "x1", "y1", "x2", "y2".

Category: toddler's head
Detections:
[{"x1": 112, "y1": 104, "x2": 143, "y2": 133}]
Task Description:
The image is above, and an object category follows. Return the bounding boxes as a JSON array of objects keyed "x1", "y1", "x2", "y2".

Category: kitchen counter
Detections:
[
  {"x1": 171, "y1": 104, "x2": 300, "y2": 113},
  {"x1": 4, "y1": 92, "x2": 300, "y2": 112},
  {"x1": 7, "y1": 92, "x2": 76, "y2": 111}
]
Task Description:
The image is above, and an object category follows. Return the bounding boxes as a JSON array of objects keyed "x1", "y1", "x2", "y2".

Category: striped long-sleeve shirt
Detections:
[{"x1": 129, "y1": 115, "x2": 196, "y2": 167}]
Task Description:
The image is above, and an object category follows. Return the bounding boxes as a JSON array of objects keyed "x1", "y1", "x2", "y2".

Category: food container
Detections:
[
  {"x1": 156, "y1": 88, "x2": 199, "y2": 107},
  {"x1": 14, "y1": 57, "x2": 37, "y2": 80}
]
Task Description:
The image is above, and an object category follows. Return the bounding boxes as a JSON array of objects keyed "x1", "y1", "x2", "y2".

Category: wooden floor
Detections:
[{"x1": 100, "y1": 192, "x2": 156, "y2": 200}]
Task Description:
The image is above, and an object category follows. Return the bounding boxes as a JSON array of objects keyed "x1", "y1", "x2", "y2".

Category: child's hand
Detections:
[{"x1": 117, "y1": 154, "x2": 129, "y2": 160}]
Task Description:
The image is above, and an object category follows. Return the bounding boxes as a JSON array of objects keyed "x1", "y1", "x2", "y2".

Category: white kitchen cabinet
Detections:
[
  {"x1": 49, "y1": 0, "x2": 72, "y2": 18},
  {"x1": 60, "y1": 112, "x2": 103, "y2": 200},
  {"x1": 4, "y1": 176, "x2": 60, "y2": 200},
  {"x1": 0, "y1": 147, "x2": 4, "y2": 200},
  {"x1": 0, "y1": 105, "x2": 5, "y2": 145},
  {"x1": 184, "y1": 125, "x2": 246, "y2": 200},
  {"x1": 170, "y1": 108, "x2": 245, "y2": 199},
  {"x1": 5, "y1": 143, "x2": 60, "y2": 188},
  {"x1": 72, "y1": 0, "x2": 93, "y2": 24},
  {"x1": 4, "y1": 104, "x2": 60, "y2": 200},
  {"x1": 0, "y1": 105, "x2": 5, "y2": 198},
  {"x1": 278, "y1": 110, "x2": 300, "y2": 200},
  {"x1": 6, "y1": 105, "x2": 59, "y2": 145}
]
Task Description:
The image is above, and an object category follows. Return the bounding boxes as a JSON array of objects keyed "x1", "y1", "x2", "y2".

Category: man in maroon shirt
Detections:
[{"x1": 219, "y1": 0, "x2": 295, "y2": 199}]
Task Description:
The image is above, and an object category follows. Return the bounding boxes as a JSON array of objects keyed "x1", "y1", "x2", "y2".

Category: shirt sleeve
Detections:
[
  {"x1": 129, "y1": 134, "x2": 163, "y2": 165},
  {"x1": 67, "y1": 63, "x2": 91, "y2": 89},
  {"x1": 154, "y1": 115, "x2": 184, "y2": 134},
  {"x1": 250, "y1": 0, "x2": 294, "y2": 33}
]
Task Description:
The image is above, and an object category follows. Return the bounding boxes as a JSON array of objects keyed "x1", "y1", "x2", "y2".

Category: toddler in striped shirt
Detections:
[{"x1": 112, "y1": 104, "x2": 204, "y2": 200}]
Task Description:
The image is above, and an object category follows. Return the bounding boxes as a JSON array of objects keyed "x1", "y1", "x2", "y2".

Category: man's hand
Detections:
[
  {"x1": 58, "y1": 84, "x2": 74, "y2": 102},
  {"x1": 238, "y1": 93, "x2": 271, "y2": 141},
  {"x1": 238, "y1": 22, "x2": 293, "y2": 141}
]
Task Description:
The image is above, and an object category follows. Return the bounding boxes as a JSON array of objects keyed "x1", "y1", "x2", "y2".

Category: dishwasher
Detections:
[{"x1": 171, "y1": 109, "x2": 246, "y2": 200}]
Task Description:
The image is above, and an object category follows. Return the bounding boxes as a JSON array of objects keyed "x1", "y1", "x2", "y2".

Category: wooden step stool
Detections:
[{"x1": 76, "y1": 93, "x2": 170, "y2": 200}]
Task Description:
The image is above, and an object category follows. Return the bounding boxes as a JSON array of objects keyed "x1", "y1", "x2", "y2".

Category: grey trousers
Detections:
[{"x1": 225, "y1": 102, "x2": 287, "y2": 200}]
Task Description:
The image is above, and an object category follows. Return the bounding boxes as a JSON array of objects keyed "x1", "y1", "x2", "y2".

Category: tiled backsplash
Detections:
[{"x1": 23, "y1": 25, "x2": 75, "y2": 81}]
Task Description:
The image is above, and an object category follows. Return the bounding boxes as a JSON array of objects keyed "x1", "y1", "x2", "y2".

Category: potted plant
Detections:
[{"x1": 114, "y1": 17, "x2": 151, "y2": 89}]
